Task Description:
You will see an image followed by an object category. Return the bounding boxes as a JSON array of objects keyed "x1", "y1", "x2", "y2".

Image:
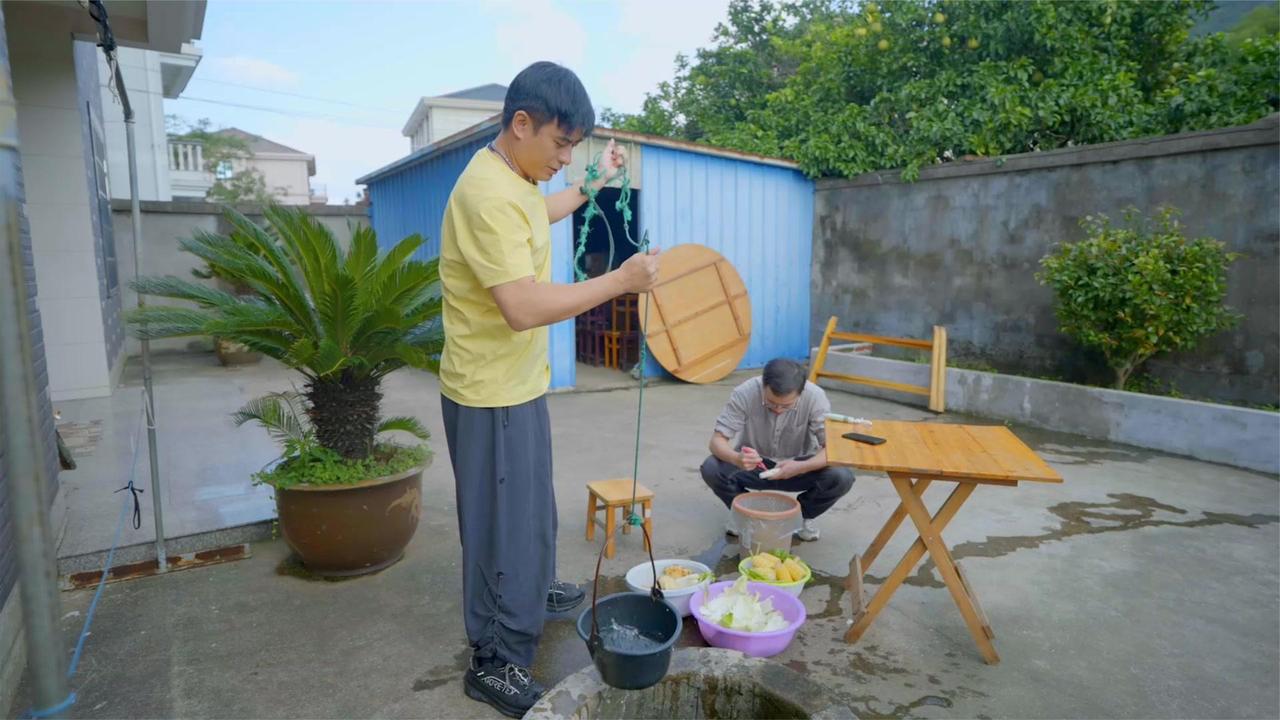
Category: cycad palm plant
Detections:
[{"x1": 128, "y1": 207, "x2": 443, "y2": 465}]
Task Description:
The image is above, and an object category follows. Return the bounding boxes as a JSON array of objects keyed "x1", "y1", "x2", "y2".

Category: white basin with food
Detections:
[{"x1": 625, "y1": 559, "x2": 714, "y2": 617}]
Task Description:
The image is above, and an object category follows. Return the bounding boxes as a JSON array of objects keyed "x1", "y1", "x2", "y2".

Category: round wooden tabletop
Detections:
[{"x1": 639, "y1": 244, "x2": 751, "y2": 384}]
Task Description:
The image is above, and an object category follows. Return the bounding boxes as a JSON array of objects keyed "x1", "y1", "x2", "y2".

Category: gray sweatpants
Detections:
[{"x1": 441, "y1": 394, "x2": 556, "y2": 668}]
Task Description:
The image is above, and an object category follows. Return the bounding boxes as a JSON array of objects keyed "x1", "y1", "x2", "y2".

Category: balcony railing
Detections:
[
  {"x1": 168, "y1": 140, "x2": 213, "y2": 198},
  {"x1": 169, "y1": 140, "x2": 204, "y2": 172}
]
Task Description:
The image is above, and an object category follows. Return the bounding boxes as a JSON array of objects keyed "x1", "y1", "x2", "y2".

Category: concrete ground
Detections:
[
  {"x1": 49, "y1": 356, "x2": 653, "y2": 565},
  {"x1": 16, "y1": 355, "x2": 1280, "y2": 719}
]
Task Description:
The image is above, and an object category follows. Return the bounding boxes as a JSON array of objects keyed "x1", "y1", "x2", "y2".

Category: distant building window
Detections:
[{"x1": 215, "y1": 160, "x2": 234, "y2": 180}]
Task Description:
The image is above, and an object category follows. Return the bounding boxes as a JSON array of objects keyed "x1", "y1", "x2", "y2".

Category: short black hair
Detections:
[
  {"x1": 762, "y1": 358, "x2": 807, "y2": 396},
  {"x1": 503, "y1": 61, "x2": 595, "y2": 136}
]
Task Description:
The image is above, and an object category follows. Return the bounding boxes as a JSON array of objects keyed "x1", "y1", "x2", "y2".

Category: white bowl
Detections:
[{"x1": 625, "y1": 559, "x2": 713, "y2": 617}]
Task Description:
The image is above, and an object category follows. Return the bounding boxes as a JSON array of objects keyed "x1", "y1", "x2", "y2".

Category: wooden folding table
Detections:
[{"x1": 826, "y1": 419, "x2": 1063, "y2": 664}]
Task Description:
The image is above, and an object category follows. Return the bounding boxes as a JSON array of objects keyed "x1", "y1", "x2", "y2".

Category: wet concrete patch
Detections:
[
  {"x1": 868, "y1": 493, "x2": 1280, "y2": 589},
  {"x1": 411, "y1": 647, "x2": 471, "y2": 692}
]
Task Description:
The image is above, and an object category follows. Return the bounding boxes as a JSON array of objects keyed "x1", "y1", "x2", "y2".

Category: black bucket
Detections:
[
  {"x1": 576, "y1": 592, "x2": 681, "y2": 690},
  {"x1": 577, "y1": 521, "x2": 681, "y2": 690}
]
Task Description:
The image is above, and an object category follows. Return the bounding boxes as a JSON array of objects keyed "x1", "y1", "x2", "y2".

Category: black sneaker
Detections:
[
  {"x1": 546, "y1": 580, "x2": 585, "y2": 612},
  {"x1": 463, "y1": 657, "x2": 545, "y2": 718}
]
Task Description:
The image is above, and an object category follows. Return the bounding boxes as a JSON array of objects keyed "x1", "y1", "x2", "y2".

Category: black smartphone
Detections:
[{"x1": 842, "y1": 431, "x2": 886, "y2": 446}]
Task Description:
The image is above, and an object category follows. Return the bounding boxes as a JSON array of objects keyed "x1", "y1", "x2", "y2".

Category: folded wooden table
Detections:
[{"x1": 826, "y1": 419, "x2": 1063, "y2": 664}]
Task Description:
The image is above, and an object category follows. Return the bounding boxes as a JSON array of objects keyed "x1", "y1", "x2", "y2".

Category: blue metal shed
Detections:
[{"x1": 357, "y1": 122, "x2": 814, "y2": 390}]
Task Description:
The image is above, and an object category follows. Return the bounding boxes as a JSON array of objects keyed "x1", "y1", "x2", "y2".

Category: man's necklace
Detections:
[{"x1": 488, "y1": 141, "x2": 534, "y2": 185}]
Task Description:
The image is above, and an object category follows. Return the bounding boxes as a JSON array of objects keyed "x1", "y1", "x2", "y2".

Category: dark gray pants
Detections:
[
  {"x1": 442, "y1": 394, "x2": 556, "y2": 668},
  {"x1": 700, "y1": 455, "x2": 854, "y2": 520}
]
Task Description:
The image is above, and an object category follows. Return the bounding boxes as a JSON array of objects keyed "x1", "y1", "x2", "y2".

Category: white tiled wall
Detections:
[
  {"x1": 10, "y1": 18, "x2": 111, "y2": 400},
  {"x1": 99, "y1": 47, "x2": 170, "y2": 202}
]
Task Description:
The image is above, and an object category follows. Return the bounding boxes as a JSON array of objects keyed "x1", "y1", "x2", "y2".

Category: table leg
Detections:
[
  {"x1": 586, "y1": 493, "x2": 598, "y2": 541},
  {"x1": 845, "y1": 478, "x2": 974, "y2": 645},
  {"x1": 891, "y1": 474, "x2": 1000, "y2": 664},
  {"x1": 604, "y1": 506, "x2": 617, "y2": 559},
  {"x1": 862, "y1": 478, "x2": 932, "y2": 569},
  {"x1": 847, "y1": 555, "x2": 865, "y2": 620}
]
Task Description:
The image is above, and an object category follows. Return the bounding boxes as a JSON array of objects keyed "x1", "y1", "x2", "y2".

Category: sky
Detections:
[{"x1": 165, "y1": 0, "x2": 732, "y2": 203}]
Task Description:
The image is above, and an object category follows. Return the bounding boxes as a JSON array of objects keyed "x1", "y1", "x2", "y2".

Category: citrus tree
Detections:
[
  {"x1": 608, "y1": 0, "x2": 1280, "y2": 178},
  {"x1": 1036, "y1": 206, "x2": 1240, "y2": 389}
]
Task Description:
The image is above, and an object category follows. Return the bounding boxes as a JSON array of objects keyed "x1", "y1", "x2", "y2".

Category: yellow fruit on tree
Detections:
[
  {"x1": 942, "y1": 35, "x2": 952, "y2": 48},
  {"x1": 967, "y1": 37, "x2": 980, "y2": 49},
  {"x1": 933, "y1": 12, "x2": 946, "y2": 23},
  {"x1": 878, "y1": 39, "x2": 890, "y2": 51},
  {"x1": 855, "y1": 26, "x2": 868, "y2": 37},
  {"x1": 871, "y1": 21, "x2": 884, "y2": 33}
]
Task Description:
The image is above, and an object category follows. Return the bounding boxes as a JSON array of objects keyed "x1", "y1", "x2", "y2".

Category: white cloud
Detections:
[
  {"x1": 284, "y1": 118, "x2": 405, "y2": 203},
  {"x1": 485, "y1": 0, "x2": 588, "y2": 78},
  {"x1": 203, "y1": 56, "x2": 301, "y2": 88},
  {"x1": 599, "y1": 0, "x2": 731, "y2": 113}
]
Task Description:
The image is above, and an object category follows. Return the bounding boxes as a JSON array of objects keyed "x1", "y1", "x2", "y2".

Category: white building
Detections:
[
  {"x1": 183, "y1": 126, "x2": 325, "y2": 203},
  {"x1": 98, "y1": 49, "x2": 321, "y2": 205},
  {"x1": 403, "y1": 83, "x2": 505, "y2": 152},
  {"x1": 96, "y1": 45, "x2": 201, "y2": 202},
  {"x1": 2, "y1": 0, "x2": 206, "y2": 706},
  {"x1": 3, "y1": 0, "x2": 204, "y2": 405}
]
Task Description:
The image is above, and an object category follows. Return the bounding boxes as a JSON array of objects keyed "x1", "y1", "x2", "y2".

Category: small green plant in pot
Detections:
[
  {"x1": 1037, "y1": 206, "x2": 1240, "y2": 390},
  {"x1": 191, "y1": 254, "x2": 264, "y2": 366},
  {"x1": 128, "y1": 207, "x2": 443, "y2": 575}
]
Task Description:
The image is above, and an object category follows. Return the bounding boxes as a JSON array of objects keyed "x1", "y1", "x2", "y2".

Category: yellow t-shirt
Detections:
[{"x1": 438, "y1": 148, "x2": 551, "y2": 407}]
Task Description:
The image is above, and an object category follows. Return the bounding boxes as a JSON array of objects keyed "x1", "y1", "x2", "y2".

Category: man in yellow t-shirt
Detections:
[{"x1": 438, "y1": 61, "x2": 659, "y2": 718}]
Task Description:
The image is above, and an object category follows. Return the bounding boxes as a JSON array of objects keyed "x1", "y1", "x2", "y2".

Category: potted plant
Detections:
[
  {"x1": 190, "y1": 261, "x2": 263, "y2": 366},
  {"x1": 128, "y1": 207, "x2": 444, "y2": 576}
]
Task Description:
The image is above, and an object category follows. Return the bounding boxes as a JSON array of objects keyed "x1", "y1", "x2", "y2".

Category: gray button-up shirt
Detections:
[{"x1": 713, "y1": 376, "x2": 831, "y2": 460}]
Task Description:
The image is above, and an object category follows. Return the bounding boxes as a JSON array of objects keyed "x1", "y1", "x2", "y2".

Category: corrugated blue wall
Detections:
[
  {"x1": 366, "y1": 139, "x2": 813, "y2": 388},
  {"x1": 543, "y1": 171, "x2": 576, "y2": 389},
  {"x1": 639, "y1": 145, "x2": 814, "y2": 376},
  {"x1": 366, "y1": 133, "x2": 576, "y2": 388},
  {"x1": 367, "y1": 132, "x2": 496, "y2": 261}
]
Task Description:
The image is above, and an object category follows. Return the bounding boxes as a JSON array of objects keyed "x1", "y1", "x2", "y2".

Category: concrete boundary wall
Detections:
[
  {"x1": 812, "y1": 347, "x2": 1280, "y2": 475},
  {"x1": 812, "y1": 115, "x2": 1280, "y2": 407},
  {"x1": 110, "y1": 201, "x2": 369, "y2": 356}
]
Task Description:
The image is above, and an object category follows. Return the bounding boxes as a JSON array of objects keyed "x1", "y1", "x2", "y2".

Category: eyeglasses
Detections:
[{"x1": 763, "y1": 398, "x2": 797, "y2": 412}]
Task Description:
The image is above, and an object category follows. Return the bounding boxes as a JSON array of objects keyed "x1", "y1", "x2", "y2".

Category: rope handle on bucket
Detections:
[
  {"x1": 575, "y1": 150, "x2": 652, "y2": 529},
  {"x1": 587, "y1": 521, "x2": 663, "y2": 653},
  {"x1": 578, "y1": 148, "x2": 663, "y2": 655}
]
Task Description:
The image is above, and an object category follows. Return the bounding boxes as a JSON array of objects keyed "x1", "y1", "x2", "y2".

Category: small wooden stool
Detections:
[{"x1": 586, "y1": 479, "x2": 654, "y2": 559}]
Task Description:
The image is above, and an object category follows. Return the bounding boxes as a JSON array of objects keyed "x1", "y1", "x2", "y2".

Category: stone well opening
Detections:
[{"x1": 527, "y1": 648, "x2": 855, "y2": 720}]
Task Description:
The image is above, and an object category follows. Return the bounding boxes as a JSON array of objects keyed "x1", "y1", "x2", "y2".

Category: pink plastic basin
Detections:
[{"x1": 688, "y1": 580, "x2": 806, "y2": 658}]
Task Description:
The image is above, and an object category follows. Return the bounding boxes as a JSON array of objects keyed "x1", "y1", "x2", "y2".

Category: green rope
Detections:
[
  {"x1": 576, "y1": 151, "x2": 649, "y2": 528},
  {"x1": 574, "y1": 153, "x2": 643, "y2": 281},
  {"x1": 626, "y1": 279, "x2": 651, "y2": 528}
]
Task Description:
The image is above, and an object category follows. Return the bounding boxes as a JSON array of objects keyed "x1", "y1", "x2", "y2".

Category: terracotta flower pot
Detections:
[
  {"x1": 214, "y1": 336, "x2": 263, "y2": 366},
  {"x1": 274, "y1": 464, "x2": 424, "y2": 577}
]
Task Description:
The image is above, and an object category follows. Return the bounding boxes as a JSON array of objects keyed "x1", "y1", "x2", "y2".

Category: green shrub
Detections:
[{"x1": 1037, "y1": 206, "x2": 1240, "y2": 389}]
